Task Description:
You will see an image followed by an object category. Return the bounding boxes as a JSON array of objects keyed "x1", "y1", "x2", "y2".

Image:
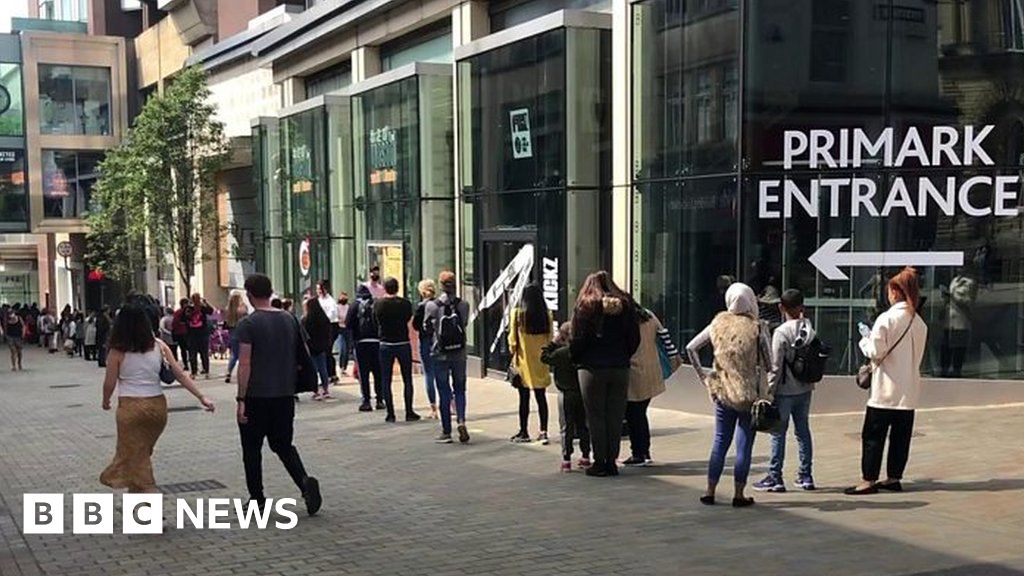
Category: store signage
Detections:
[
  {"x1": 0, "y1": 86, "x2": 10, "y2": 116},
  {"x1": 369, "y1": 126, "x2": 397, "y2": 184},
  {"x1": 542, "y1": 257, "x2": 558, "y2": 312},
  {"x1": 473, "y1": 243, "x2": 535, "y2": 353},
  {"x1": 0, "y1": 150, "x2": 16, "y2": 163},
  {"x1": 759, "y1": 126, "x2": 1016, "y2": 279},
  {"x1": 510, "y1": 109, "x2": 533, "y2": 159},
  {"x1": 298, "y1": 238, "x2": 311, "y2": 278}
]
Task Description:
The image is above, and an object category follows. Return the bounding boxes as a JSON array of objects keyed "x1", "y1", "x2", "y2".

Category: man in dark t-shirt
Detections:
[
  {"x1": 372, "y1": 277, "x2": 420, "y2": 423},
  {"x1": 235, "y1": 273, "x2": 321, "y2": 515}
]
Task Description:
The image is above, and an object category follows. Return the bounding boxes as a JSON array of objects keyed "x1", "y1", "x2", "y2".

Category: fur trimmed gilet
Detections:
[{"x1": 707, "y1": 312, "x2": 768, "y2": 411}]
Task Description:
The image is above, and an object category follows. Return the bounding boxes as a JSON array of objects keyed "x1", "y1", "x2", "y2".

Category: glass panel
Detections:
[
  {"x1": 74, "y1": 67, "x2": 111, "y2": 135},
  {"x1": 39, "y1": 66, "x2": 111, "y2": 135},
  {"x1": 0, "y1": 150, "x2": 28, "y2": 229},
  {"x1": 0, "y1": 64, "x2": 24, "y2": 136},
  {"x1": 39, "y1": 65, "x2": 74, "y2": 135},
  {"x1": 418, "y1": 74, "x2": 454, "y2": 198},
  {"x1": 381, "y1": 33, "x2": 453, "y2": 71},
  {"x1": 42, "y1": 150, "x2": 102, "y2": 219},
  {"x1": 632, "y1": 0, "x2": 739, "y2": 180},
  {"x1": 353, "y1": 77, "x2": 420, "y2": 203},
  {"x1": 565, "y1": 28, "x2": 612, "y2": 188},
  {"x1": 305, "y1": 64, "x2": 351, "y2": 99},
  {"x1": 634, "y1": 177, "x2": 739, "y2": 351},
  {"x1": 459, "y1": 29, "x2": 566, "y2": 194},
  {"x1": 280, "y1": 108, "x2": 327, "y2": 236}
]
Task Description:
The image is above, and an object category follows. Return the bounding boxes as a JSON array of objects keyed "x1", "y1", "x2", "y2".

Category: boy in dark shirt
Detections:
[{"x1": 373, "y1": 277, "x2": 420, "y2": 423}]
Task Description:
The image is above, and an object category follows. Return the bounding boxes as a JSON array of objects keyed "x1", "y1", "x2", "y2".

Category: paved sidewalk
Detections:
[{"x1": 0, "y1": 346, "x2": 1022, "y2": 576}]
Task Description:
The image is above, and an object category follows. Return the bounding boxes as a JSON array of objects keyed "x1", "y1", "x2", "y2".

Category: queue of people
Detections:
[{"x1": 6, "y1": 260, "x2": 927, "y2": 517}]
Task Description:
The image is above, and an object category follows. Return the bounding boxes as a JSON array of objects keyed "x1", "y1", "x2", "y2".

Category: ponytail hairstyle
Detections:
[{"x1": 887, "y1": 267, "x2": 920, "y2": 312}]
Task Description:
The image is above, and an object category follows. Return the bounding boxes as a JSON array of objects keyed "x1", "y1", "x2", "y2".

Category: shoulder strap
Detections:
[{"x1": 875, "y1": 314, "x2": 915, "y2": 366}]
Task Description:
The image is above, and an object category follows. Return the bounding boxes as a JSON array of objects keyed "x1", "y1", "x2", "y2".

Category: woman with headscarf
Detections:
[{"x1": 686, "y1": 283, "x2": 773, "y2": 508}]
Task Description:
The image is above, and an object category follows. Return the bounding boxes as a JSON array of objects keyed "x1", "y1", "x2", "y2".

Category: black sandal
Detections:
[
  {"x1": 732, "y1": 497, "x2": 755, "y2": 508},
  {"x1": 843, "y1": 484, "x2": 879, "y2": 496},
  {"x1": 699, "y1": 495, "x2": 716, "y2": 506}
]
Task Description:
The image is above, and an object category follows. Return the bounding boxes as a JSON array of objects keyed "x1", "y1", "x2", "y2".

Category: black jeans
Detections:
[
  {"x1": 238, "y1": 396, "x2": 309, "y2": 500},
  {"x1": 558, "y1": 392, "x2": 590, "y2": 460},
  {"x1": 356, "y1": 341, "x2": 383, "y2": 404},
  {"x1": 861, "y1": 406, "x2": 916, "y2": 482},
  {"x1": 175, "y1": 336, "x2": 191, "y2": 373},
  {"x1": 579, "y1": 368, "x2": 630, "y2": 467},
  {"x1": 380, "y1": 342, "x2": 415, "y2": 416},
  {"x1": 187, "y1": 333, "x2": 210, "y2": 375},
  {"x1": 517, "y1": 387, "x2": 549, "y2": 434},
  {"x1": 625, "y1": 399, "x2": 652, "y2": 460}
]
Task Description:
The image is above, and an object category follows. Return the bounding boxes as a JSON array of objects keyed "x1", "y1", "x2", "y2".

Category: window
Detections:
[
  {"x1": 39, "y1": 66, "x2": 112, "y2": 136},
  {"x1": 380, "y1": 29, "x2": 453, "y2": 72},
  {"x1": 0, "y1": 64, "x2": 24, "y2": 137},
  {"x1": 304, "y1": 63, "x2": 351, "y2": 99},
  {"x1": 38, "y1": 0, "x2": 55, "y2": 20},
  {"x1": 0, "y1": 150, "x2": 28, "y2": 230},
  {"x1": 42, "y1": 150, "x2": 103, "y2": 219}
]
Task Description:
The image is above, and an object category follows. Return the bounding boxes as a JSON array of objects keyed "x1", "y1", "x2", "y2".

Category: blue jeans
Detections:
[
  {"x1": 708, "y1": 401, "x2": 756, "y2": 485},
  {"x1": 380, "y1": 343, "x2": 414, "y2": 416},
  {"x1": 419, "y1": 336, "x2": 437, "y2": 406},
  {"x1": 434, "y1": 357, "x2": 467, "y2": 435},
  {"x1": 334, "y1": 328, "x2": 350, "y2": 371},
  {"x1": 769, "y1": 391, "x2": 813, "y2": 478},
  {"x1": 227, "y1": 330, "x2": 240, "y2": 375},
  {"x1": 311, "y1": 352, "x2": 331, "y2": 392}
]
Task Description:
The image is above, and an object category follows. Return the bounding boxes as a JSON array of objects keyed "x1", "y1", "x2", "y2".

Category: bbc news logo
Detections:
[{"x1": 23, "y1": 494, "x2": 299, "y2": 534}]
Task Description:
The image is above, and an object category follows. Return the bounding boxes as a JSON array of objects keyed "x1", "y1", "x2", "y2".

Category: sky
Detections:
[{"x1": 0, "y1": 1, "x2": 29, "y2": 34}]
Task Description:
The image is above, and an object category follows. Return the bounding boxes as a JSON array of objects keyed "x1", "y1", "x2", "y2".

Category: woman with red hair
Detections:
[{"x1": 846, "y1": 267, "x2": 928, "y2": 495}]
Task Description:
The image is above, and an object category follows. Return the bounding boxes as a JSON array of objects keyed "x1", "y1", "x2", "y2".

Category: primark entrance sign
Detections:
[{"x1": 757, "y1": 126, "x2": 1018, "y2": 280}]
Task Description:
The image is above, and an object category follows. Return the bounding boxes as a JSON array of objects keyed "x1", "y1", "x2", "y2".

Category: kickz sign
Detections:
[{"x1": 755, "y1": 126, "x2": 1024, "y2": 279}]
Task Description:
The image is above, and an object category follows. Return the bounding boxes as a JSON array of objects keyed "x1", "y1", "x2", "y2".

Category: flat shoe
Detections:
[
  {"x1": 844, "y1": 485, "x2": 879, "y2": 496},
  {"x1": 699, "y1": 495, "x2": 716, "y2": 506},
  {"x1": 732, "y1": 497, "x2": 755, "y2": 508},
  {"x1": 877, "y1": 481, "x2": 903, "y2": 492}
]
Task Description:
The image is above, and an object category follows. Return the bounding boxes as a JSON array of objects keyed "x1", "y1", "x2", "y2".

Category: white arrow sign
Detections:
[{"x1": 809, "y1": 238, "x2": 964, "y2": 281}]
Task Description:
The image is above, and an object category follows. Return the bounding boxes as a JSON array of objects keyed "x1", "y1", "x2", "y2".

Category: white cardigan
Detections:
[{"x1": 859, "y1": 302, "x2": 928, "y2": 410}]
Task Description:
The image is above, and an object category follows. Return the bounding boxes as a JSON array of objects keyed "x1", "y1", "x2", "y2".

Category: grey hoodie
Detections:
[{"x1": 770, "y1": 317, "x2": 817, "y2": 397}]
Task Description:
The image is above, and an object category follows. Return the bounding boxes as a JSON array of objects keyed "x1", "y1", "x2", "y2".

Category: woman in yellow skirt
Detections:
[
  {"x1": 100, "y1": 302, "x2": 214, "y2": 493},
  {"x1": 508, "y1": 284, "x2": 554, "y2": 444}
]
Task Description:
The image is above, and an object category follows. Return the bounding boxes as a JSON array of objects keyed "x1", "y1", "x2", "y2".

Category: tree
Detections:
[
  {"x1": 88, "y1": 66, "x2": 230, "y2": 295},
  {"x1": 86, "y1": 145, "x2": 148, "y2": 292}
]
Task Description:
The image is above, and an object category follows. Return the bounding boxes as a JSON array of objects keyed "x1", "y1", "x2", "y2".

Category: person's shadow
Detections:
[
  {"x1": 758, "y1": 499, "x2": 929, "y2": 512},
  {"x1": 907, "y1": 478, "x2": 1024, "y2": 493}
]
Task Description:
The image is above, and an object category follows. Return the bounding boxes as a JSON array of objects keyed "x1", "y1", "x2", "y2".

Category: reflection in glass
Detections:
[
  {"x1": 42, "y1": 150, "x2": 101, "y2": 219},
  {"x1": 39, "y1": 65, "x2": 111, "y2": 136},
  {"x1": 0, "y1": 64, "x2": 24, "y2": 136},
  {"x1": 0, "y1": 149, "x2": 27, "y2": 229}
]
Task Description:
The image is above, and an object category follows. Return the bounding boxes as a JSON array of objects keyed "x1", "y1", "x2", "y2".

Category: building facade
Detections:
[{"x1": 241, "y1": 0, "x2": 1024, "y2": 382}]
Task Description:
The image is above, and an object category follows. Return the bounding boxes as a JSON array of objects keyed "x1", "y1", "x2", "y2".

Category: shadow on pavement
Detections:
[
  {"x1": 758, "y1": 499, "x2": 929, "y2": 512},
  {"x1": 909, "y1": 478, "x2": 1024, "y2": 493}
]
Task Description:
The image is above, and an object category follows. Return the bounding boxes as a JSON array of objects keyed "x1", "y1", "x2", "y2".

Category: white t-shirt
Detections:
[
  {"x1": 117, "y1": 348, "x2": 165, "y2": 398},
  {"x1": 319, "y1": 294, "x2": 340, "y2": 324}
]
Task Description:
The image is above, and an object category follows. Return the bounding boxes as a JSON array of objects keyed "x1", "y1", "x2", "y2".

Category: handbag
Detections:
[
  {"x1": 856, "y1": 315, "x2": 915, "y2": 390},
  {"x1": 293, "y1": 316, "x2": 318, "y2": 394},
  {"x1": 159, "y1": 359, "x2": 176, "y2": 384},
  {"x1": 656, "y1": 326, "x2": 682, "y2": 380},
  {"x1": 751, "y1": 322, "x2": 780, "y2": 433}
]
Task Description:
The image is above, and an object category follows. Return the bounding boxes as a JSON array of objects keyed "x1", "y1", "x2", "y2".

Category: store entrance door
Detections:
[{"x1": 480, "y1": 230, "x2": 537, "y2": 375}]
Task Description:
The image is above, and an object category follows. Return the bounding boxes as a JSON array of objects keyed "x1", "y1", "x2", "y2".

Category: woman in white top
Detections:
[
  {"x1": 845, "y1": 267, "x2": 928, "y2": 496},
  {"x1": 100, "y1": 303, "x2": 214, "y2": 493}
]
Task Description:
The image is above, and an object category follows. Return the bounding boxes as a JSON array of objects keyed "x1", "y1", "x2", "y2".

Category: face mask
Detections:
[{"x1": 370, "y1": 273, "x2": 380, "y2": 282}]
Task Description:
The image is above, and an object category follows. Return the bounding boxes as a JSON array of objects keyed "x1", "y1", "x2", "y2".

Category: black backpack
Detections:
[
  {"x1": 789, "y1": 331, "x2": 830, "y2": 384},
  {"x1": 357, "y1": 298, "x2": 377, "y2": 339},
  {"x1": 435, "y1": 298, "x2": 466, "y2": 353}
]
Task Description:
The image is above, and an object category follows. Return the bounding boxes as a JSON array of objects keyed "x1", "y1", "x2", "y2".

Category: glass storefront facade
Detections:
[
  {"x1": 350, "y1": 67, "x2": 455, "y2": 295},
  {"x1": 458, "y1": 21, "x2": 612, "y2": 369},
  {"x1": 256, "y1": 98, "x2": 355, "y2": 300},
  {"x1": 633, "y1": 0, "x2": 1024, "y2": 379},
  {"x1": 0, "y1": 63, "x2": 24, "y2": 137}
]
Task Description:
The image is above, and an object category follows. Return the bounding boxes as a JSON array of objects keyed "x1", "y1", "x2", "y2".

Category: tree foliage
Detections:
[{"x1": 87, "y1": 66, "x2": 230, "y2": 295}]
